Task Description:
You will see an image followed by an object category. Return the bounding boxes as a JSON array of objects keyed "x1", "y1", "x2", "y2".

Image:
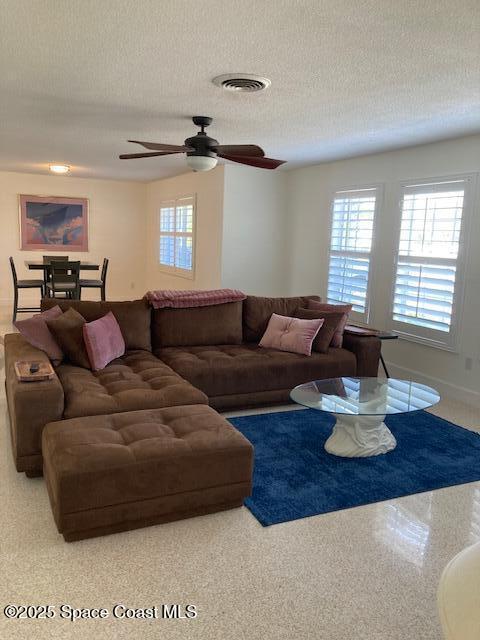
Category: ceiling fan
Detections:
[{"x1": 119, "y1": 116, "x2": 286, "y2": 172}]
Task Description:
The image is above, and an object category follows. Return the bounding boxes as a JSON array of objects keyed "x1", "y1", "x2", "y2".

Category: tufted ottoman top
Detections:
[{"x1": 42, "y1": 405, "x2": 254, "y2": 517}]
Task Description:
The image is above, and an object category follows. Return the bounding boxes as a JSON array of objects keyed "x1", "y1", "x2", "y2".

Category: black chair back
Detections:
[
  {"x1": 50, "y1": 261, "x2": 81, "y2": 299},
  {"x1": 43, "y1": 255, "x2": 69, "y2": 277},
  {"x1": 43, "y1": 255, "x2": 69, "y2": 263},
  {"x1": 101, "y1": 258, "x2": 109, "y2": 282},
  {"x1": 9, "y1": 257, "x2": 18, "y2": 286}
]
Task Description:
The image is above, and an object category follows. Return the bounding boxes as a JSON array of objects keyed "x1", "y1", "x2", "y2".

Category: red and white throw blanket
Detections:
[{"x1": 145, "y1": 288, "x2": 246, "y2": 309}]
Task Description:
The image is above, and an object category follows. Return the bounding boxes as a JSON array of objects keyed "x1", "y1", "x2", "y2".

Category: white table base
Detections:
[{"x1": 324, "y1": 414, "x2": 397, "y2": 458}]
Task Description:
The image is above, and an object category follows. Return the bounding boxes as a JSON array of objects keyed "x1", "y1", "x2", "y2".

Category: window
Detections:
[
  {"x1": 391, "y1": 178, "x2": 470, "y2": 348},
  {"x1": 327, "y1": 187, "x2": 378, "y2": 319},
  {"x1": 159, "y1": 196, "x2": 195, "y2": 276}
]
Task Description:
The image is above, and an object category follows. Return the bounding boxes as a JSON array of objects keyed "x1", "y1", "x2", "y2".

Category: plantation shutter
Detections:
[
  {"x1": 391, "y1": 180, "x2": 467, "y2": 342},
  {"x1": 327, "y1": 188, "x2": 377, "y2": 317},
  {"x1": 159, "y1": 196, "x2": 195, "y2": 274}
]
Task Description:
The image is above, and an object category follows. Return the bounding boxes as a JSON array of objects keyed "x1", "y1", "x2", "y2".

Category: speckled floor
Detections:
[{"x1": 1, "y1": 308, "x2": 479, "y2": 640}]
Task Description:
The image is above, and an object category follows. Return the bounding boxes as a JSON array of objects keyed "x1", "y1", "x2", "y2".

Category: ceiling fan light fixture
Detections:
[
  {"x1": 49, "y1": 164, "x2": 70, "y2": 174},
  {"x1": 120, "y1": 116, "x2": 285, "y2": 171},
  {"x1": 186, "y1": 155, "x2": 218, "y2": 172}
]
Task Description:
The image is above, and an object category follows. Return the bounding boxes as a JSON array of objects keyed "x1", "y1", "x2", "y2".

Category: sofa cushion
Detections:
[
  {"x1": 156, "y1": 344, "x2": 356, "y2": 398},
  {"x1": 307, "y1": 301, "x2": 352, "y2": 347},
  {"x1": 46, "y1": 308, "x2": 91, "y2": 369},
  {"x1": 83, "y1": 312, "x2": 126, "y2": 371},
  {"x1": 55, "y1": 350, "x2": 208, "y2": 419},
  {"x1": 41, "y1": 299, "x2": 152, "y2": 352},
  {"x1": 151, "y1": 301, "x2": 243, "y2": 349},
  {"x1": 294, "y1": 308, "x2": 345, "y2": 354},
  {"x1": 242, "y1": 295, "x2": 321, "y2": 342},
  {"x1": 14, "y1": 305, "x2": 64, "y2": 364}
]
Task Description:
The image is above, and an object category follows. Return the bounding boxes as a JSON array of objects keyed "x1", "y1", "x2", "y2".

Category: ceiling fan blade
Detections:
[
  {"x1": 218, "y1": 154, "x2": 286, "y2": 169},
  {"x1": 128, "y1": 140, "x2": 193, "y2": 152},
  {"x1": 119, "y1": 151, "x2": 184, "y2": 159},
  {"x1": 213, "y1": 144, "x2": 265, "y2": 157}
]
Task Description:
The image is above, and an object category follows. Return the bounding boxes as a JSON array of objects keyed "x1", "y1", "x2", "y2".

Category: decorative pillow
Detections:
[
  {"x1": 307, "y1": 301, "x2": 352, "y2": 347},
  {"x1": 259, "y1": 313, "x2": 324, "y2": 356},
  {"x1": 294, "y1": 308, "x2": 346, "y2": 354},
  {"x1": 15, "y1": 305, "x2": 64, "y2": 365},
  {"x1": 83, "y1": 312, "x2": 126, "y2": 371},
  {"x1": 46, "y1": 307, "x2": 90, "y2": 369},
  {"x1": 41, "y1": 299, "x2": 152, "y2": 352},
  {"x1": 243, "y1": 295, "x2": 321, "y2": 343}
]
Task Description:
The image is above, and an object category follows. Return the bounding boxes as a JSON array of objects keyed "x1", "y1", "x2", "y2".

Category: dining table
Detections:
[{"x1": 25, "y1": 260, "x2": 99, "y2": 272}]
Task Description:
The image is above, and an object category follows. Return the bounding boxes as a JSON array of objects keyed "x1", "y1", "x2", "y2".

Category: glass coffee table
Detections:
[{"x1": 290, "y1": 377, "x2": 440, "y2": 458}]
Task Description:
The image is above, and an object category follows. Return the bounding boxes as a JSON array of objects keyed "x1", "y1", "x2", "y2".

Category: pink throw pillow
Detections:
[
  {"x1": 307, "y1": 301, "x2": 352, "y2": 347},
  {"x1": 15, "y1": 305, "x2": 64, "y2": 365},
  {"x1": 83, "y1": 312, "x2": 125, "y2": 371},
  {"x1": 259, "y1": 313, "x2": 324, "y2": 356}
]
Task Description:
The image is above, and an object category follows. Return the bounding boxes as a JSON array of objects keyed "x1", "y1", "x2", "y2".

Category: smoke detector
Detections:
[{"x1": 212, "y1": 74, "x2": 271, "y2": 93}]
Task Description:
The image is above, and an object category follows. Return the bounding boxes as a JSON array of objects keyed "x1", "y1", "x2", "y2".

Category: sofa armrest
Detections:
[
  {"x1": 342, "y1": 334, "x2": 381, "y2": 377},
  {"x1": 4, "y1": 333, "x2": 64, "y2": 474}
]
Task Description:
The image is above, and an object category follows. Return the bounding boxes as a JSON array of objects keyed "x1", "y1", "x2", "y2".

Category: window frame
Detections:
[
  {"x1": 388, "y1": 174, "x2": 475, "y2": 351},
  {"x1": 157, "y1": 195, "x2": 196, "y2": 279},
  {"x1": 326, "y1": 184, "x2": 382, "y2": 324}
]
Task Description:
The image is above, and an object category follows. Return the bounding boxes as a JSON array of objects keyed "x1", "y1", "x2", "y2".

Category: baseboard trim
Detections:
[{"x1": 384, "y1": 361, "x2": 480, "y2": 409}]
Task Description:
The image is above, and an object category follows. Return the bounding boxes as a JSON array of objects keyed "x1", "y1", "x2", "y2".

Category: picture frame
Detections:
[{"x1": 19, "y1": 194, "x2": 89, "y2": 251}]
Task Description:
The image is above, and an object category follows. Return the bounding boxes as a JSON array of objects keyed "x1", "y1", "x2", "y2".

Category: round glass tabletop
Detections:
[{"x1": 290, "y1": 377, "x2": 440, "y2": 416}]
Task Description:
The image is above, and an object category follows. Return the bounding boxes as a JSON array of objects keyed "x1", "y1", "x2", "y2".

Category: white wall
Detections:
[
  {"x1": 4, "y1": 136, "x2": 480, "y2": 405},
  {"x1": 0, "y1": 171, "x2": 146, "y2": 302},
  {"x1": 287, "y1": 134, "x2": 480, "y2": 404},
  {"x1": 145, "y1": 166, "x2": 224, "y2": 291},
  {"x1": 221, "y1": 164, "x2": 289, "y2": 296}
]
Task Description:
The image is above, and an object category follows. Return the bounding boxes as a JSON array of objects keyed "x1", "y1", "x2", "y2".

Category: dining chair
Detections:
[
  {"x1": 42, "y1": 255, "x2": 69, "y2": 291},
  {"x1": 79, "y1": 258, "x2": 109, "y2": 301},
  {"x1": 45, "y1": 261, "x2": 81, "y2": 300},
  {"x1": 9, "y1": 257, "x2": 44, "y2": 322}
]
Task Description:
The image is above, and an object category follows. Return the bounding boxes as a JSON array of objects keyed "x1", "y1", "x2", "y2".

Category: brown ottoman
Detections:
[{"x1": 42, "y1": 405, "x2": 253, "y2": 541}]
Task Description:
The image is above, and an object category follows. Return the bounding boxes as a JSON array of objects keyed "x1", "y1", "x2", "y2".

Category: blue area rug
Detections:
[{"x1": 229, "y1": 409, "x2": 480, "y2": 526}]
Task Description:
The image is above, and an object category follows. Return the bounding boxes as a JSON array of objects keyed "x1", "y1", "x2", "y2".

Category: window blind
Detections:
[
  {"x1": 159, "y1": 197, "x2": 195, "y2": 274},
  {"x1": 392, "y1": 180, "x2": 466, "y2": 340},
  {"x1": 327, "y1": 188, "x2": 377, "y2": 316}
]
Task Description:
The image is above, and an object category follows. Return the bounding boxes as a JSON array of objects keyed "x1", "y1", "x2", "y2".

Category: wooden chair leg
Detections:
[{"x1": 101, "y1": 285, "x2": 106, "y2": 301}]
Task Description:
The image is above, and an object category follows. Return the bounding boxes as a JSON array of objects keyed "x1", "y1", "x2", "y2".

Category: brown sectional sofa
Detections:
[
  {"x1": 4, "y1": 293, "x2": 381, "y2": 540},
  {"x1": 5, "y1": 294, "x2": 381, "y2": 475}
]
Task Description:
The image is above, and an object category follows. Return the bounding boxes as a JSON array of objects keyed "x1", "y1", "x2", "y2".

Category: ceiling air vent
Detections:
[{"x1": 212, "y1": 74, "x2": 271, "y2": 93}]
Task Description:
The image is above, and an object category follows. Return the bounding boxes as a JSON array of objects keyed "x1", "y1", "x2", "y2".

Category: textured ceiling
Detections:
[{"x1": 1, "y1": 0, "x2": 479, "y2": 181}]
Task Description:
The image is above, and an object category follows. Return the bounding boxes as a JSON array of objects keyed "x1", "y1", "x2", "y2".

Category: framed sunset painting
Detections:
[{"x1": 19, "y1": 195, "x2": 88, "y2": 251}]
